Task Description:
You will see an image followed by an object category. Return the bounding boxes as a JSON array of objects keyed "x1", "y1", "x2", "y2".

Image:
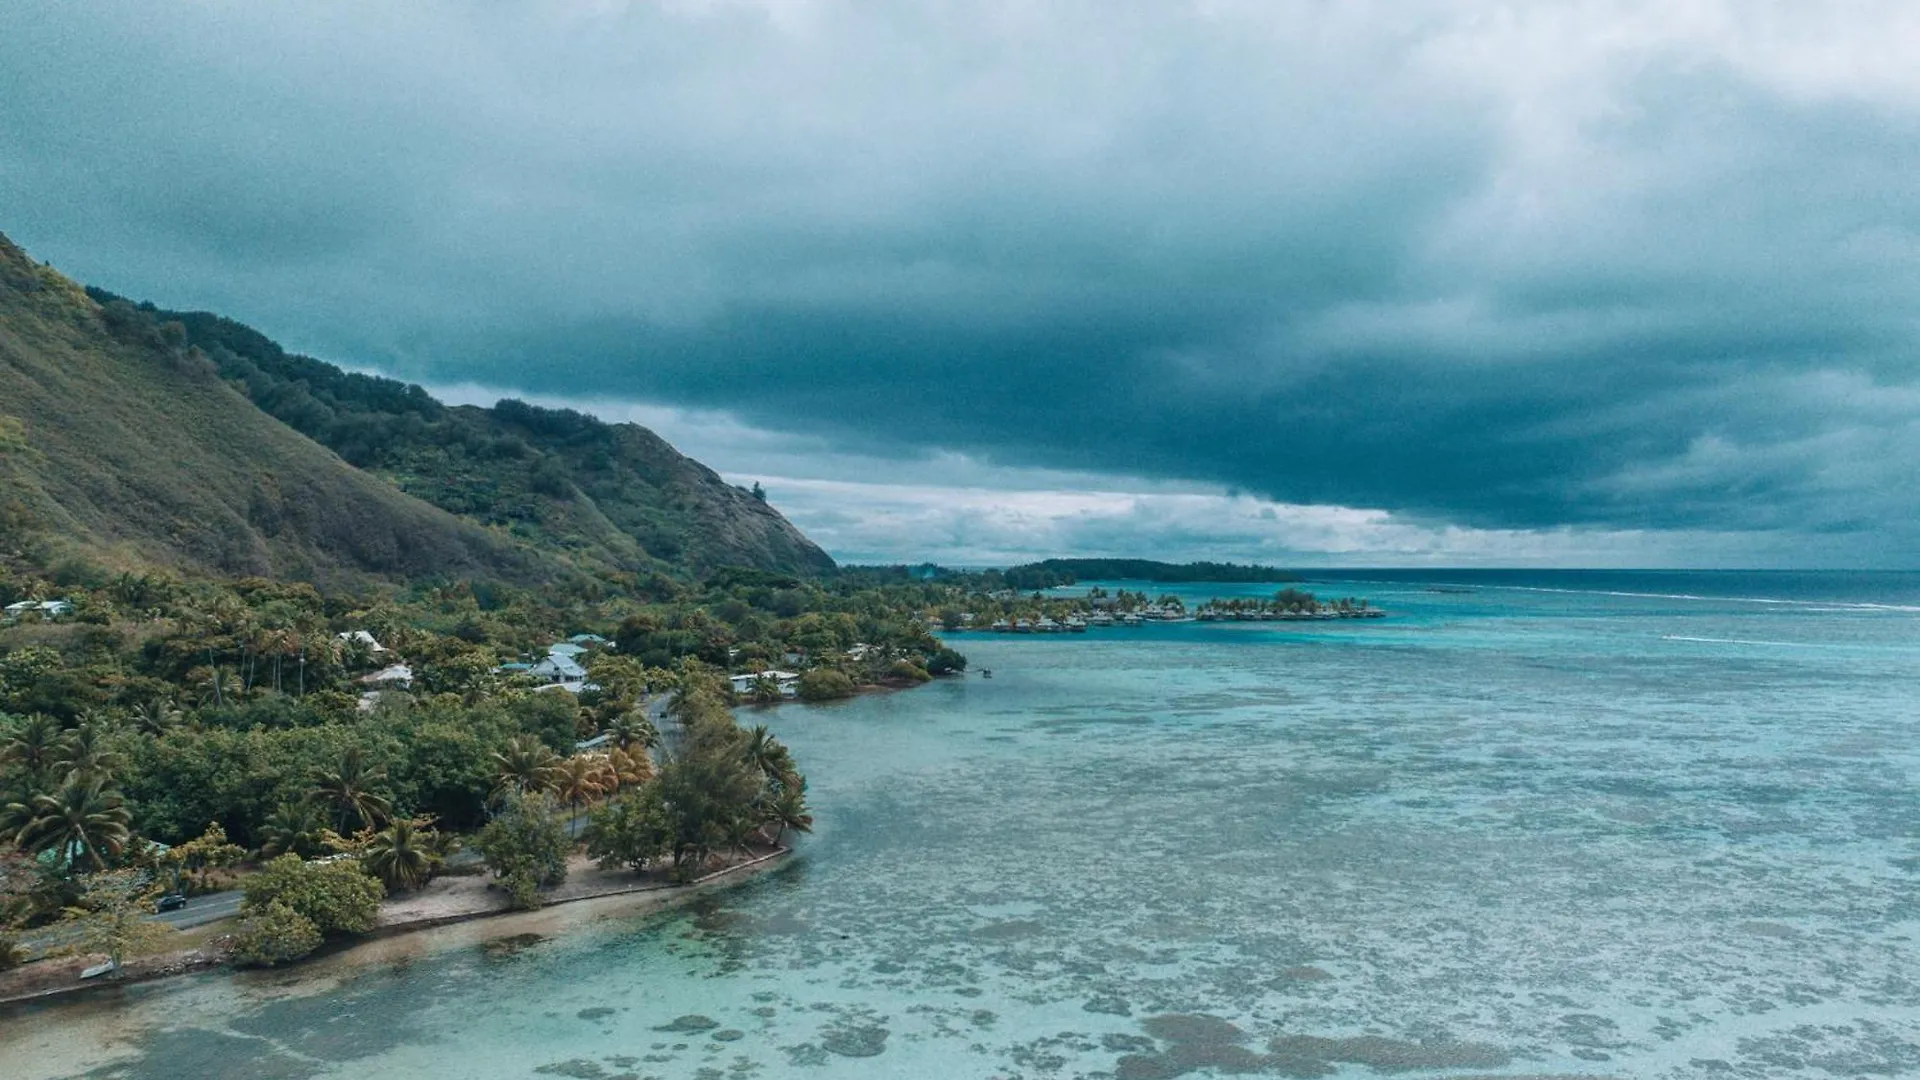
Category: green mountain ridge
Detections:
[
  {"x1": 0, "y1": 232, "x2": 832, "y2": 587},
  {"x1": 127, "y1": 296, "x2": 835, "y2": 580}
]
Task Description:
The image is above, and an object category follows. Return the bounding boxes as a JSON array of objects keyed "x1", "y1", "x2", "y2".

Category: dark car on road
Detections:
[{"x1": 155, "y1": 893, "x2": 188, "y2": 913}]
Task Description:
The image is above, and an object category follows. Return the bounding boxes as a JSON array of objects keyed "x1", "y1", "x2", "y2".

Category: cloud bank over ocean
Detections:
[{"x1": 4, "y1": 2, "x2": 1918, "y2": 564}]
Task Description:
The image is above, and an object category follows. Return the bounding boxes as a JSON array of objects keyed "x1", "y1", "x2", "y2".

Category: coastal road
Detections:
[
  {"x1": 155, "y1": 889, "x2": 244, "y2": 929},
  {"x1": 17, "y1": 889, "x2": 246, "y2": 959}
]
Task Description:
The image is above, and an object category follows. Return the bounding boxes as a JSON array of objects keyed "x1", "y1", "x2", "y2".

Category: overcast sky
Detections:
[{"x1": 4, "y1": 1, "x2": 1917, "y2": 566}]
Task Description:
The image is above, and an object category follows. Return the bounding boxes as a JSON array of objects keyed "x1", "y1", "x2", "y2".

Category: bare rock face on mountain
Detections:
[{"x1": 0, "y1": 232, "x2": 834, "y2": 585}]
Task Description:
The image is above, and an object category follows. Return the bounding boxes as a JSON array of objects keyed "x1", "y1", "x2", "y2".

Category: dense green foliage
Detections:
[
  {"x1": 241, "y1": 855, "x2": 385, "y2": 936},
  {"x1": 0, "y1": 234, "x2": 548, "y2": 587},
  {"x1": 586, "y1": 688, "x2": 808, "y2": 882},
  {"x1": 476, "y1": 792, "x2": 571, "y2": 909},
  {"x1": 84, "y1": 286, "x2": 834, "y2": 580},
  {"x1": 0, "y1": 557, "x2": 959, "y2": 883},
  {"x1": 231, "y1": 900, "x2": 324, "y2": 967},
  {"x1": 797, "y1": 669, "x2": 856, "y2": 701},
  {"x1": 583, "y1": 785, "x2": 673, "y2": 873}
]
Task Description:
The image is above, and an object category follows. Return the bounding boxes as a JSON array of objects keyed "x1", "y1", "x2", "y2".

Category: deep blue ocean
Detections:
[{"x1": 7, "y1": 570, "x2": 1918, "y2": 1079}]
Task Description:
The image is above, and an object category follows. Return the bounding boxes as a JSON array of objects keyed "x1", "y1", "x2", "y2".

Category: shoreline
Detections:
[{"x1": 0, "y1": 845, "x2": 791, "y2": 1012}]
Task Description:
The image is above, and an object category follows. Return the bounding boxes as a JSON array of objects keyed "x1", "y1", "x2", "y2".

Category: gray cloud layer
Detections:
[{"x1": 4, "y1": 2, "x2": 1918, "y2": 561}]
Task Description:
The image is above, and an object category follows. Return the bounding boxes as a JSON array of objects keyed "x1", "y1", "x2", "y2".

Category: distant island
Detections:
[{"x1": 1000, "y1": 559, "x2": 1304, "y2": 589}]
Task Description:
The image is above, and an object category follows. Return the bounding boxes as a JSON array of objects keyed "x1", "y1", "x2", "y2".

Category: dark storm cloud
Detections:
[{"x1": 3, "y1": 2, "x2": 1918, "y2": 558}]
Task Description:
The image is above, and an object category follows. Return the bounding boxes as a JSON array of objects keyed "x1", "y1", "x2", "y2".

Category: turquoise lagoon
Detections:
[{"x1": 6, "y1": 571, "x2": 1920, "y2": 1079}]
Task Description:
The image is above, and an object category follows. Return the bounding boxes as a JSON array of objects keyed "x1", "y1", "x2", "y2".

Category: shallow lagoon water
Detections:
[{"x1": 6, "y1": 571, "x2": 1920, "y2": 1079}]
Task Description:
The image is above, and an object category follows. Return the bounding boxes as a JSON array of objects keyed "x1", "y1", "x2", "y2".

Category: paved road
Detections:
[
  {"x1": 155, "y1": 889, "x2": 244, "y2": 929},
  {"x1": 16, "y1": 888, "x2": 244, "y2": 960}
]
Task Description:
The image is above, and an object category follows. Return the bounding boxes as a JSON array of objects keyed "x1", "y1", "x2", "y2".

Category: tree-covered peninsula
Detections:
[{"x1": 0, "y1": 232, "x2": 966, "y2": 986}]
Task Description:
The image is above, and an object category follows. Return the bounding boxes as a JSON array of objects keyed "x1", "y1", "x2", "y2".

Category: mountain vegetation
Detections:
[
  {"x1": 85, "y1": 285, "x2": 833, "y2": 581},
  {"x1": 0, "y1": 234, "x2": 548, "y2": 587},
  {"x1": 2, "y1": 229, "x2": 830, "y2": 590}
]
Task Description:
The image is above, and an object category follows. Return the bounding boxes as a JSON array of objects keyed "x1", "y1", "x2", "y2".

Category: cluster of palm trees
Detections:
[
  {"x1": 255, "y1": 747, "x2": 440, "y2": 892},
  {"x1": 491, "y1": 734, "x2": 654, "y2": 828},
  {"x1": 1, "y1": 713, "x2": 134, "y2": 871},
  {"x1": 744, "y1": 724, "x2": 812, "y2": 846},
  {"x1": 168, "y1": 592, "x2": 348, "y2": 704}
]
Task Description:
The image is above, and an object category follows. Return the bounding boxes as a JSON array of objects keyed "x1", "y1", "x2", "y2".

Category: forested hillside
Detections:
[
  {"x1": 0, "y1": 231, "x2": 833, "y2": 588},
  {"x1": 0, "y1": 234, "x2": 549, "y2": 586},
  {"x1": 93, "y1": 294, "x2": 834, "y2": 579}
]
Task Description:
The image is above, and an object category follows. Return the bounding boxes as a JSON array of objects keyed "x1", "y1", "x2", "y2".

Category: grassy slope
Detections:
[{"x1": 0, "y1": 234, "x2": 552, "y2": 586}]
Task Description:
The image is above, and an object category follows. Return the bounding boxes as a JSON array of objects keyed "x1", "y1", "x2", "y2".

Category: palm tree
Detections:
[
  {"x1": 54, "y1": 715, "x2": 126, "y2": 785},
  {"x1": 606, "y1": 746, "x2": 653, "y2": 793},
  {"x1": 363, "y1": 818, "x2": 434, "y2": 892},
  {"x1": 199, "y1": 666, "x2": 230, "y2": 709},
  {"x1": 130, "y1": 699, "x2": 184, "y2": 738},
  {"x1": 553, "y1": 756, "x2": 607, "y2": 829},
  {"x1": 743, "y1": 725, "x2": 797, "y2": 788},
  {"x1": 604, "y1": 710, "x2": 658, "y2": 752},
  {"x1": 0, "y1": 713, "x2": 63, "y2": 782},
  {"x1": 309, "y1": 747, "x2": 392, "y2": 832},
  {"x1": 491, "y1": 736, "x2": 561, "y2": 798},
  {"x1": 19, "y1": 777, "x2": 132, "y2": 871},
  {"x1": 761, "y1": 781, "x2": 814, "y2": 846},
  {"x1": 257, "y1": 800, "x2": 328, "y2": 859},
  {"x1": 720, "y1": 813, "x2": 761, "y2": 859},
  {"x1": 0, "y1": 796, "x2": 34, "y2": 847}
]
